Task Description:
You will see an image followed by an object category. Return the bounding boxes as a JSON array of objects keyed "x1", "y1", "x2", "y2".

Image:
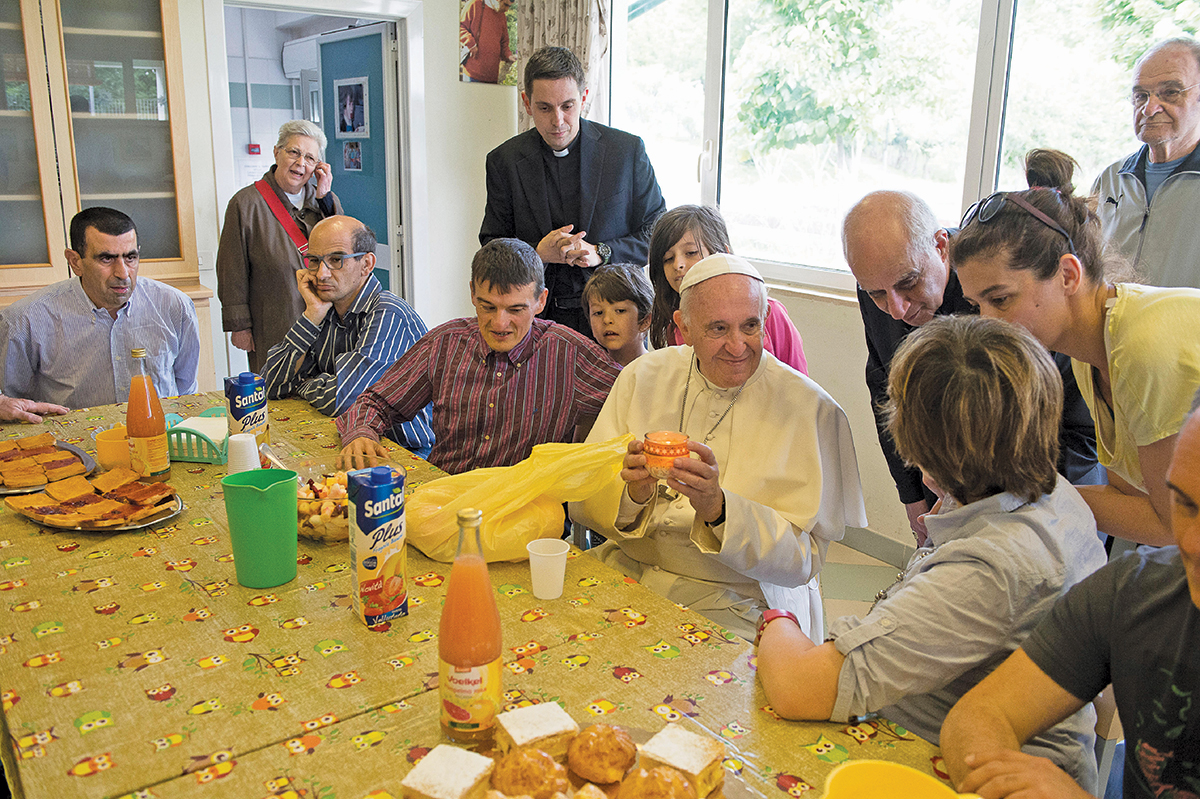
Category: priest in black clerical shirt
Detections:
[{"x1": 480, "y1": 46, "x2": 666, "y2": 336}]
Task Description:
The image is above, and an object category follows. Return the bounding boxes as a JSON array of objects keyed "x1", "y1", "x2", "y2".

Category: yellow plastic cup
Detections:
[{"x1": 95, "y1": 425, "x2": 131, "y2": 470}]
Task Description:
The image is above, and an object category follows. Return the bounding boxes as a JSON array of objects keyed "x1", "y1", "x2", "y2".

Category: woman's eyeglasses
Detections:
[{"x1": 960, "y1": 192, "x2": 1077, "y2": 256}]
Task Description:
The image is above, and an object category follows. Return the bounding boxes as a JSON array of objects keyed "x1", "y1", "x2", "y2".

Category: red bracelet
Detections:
[{"x1": 754, "y1": 608, "x2": 799, "y2": 646}]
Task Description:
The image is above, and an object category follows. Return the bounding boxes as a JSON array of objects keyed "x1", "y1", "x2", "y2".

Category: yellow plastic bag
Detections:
[{"x1": 406, "y1": 434, "x2": 633, "y2": 562}]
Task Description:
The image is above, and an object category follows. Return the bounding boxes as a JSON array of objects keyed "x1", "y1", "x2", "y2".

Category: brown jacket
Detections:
[{"x1": 216, "y1": 166, "x2": 343, "y2": 372}]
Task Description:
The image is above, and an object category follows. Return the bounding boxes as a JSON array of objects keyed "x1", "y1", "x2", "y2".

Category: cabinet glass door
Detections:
[
  {"x1": 0, "y1": 0, "x2": 51, "y2": 267},
  {"x1": 58, "y1": 0, "x2": 181, "y2": 260}
]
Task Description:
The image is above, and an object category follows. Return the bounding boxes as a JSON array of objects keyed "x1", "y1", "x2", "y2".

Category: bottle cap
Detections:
[
  {"x1": 370, "y1": 466, "x2": 393, "y2": 485},
  {"x1": 457, "y1": 508, "x2": 482, "y2": 525},
  {"x1": 130, "y1": 348, "x2": 147, "y2": 358},
  {"x1": 239, "y1": 372, "x2": 256, "y2": 384}
]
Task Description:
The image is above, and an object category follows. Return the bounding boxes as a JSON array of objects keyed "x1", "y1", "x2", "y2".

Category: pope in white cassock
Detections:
[{"x1": 570, "y1": 254, "x2": 867, "y2": 641}]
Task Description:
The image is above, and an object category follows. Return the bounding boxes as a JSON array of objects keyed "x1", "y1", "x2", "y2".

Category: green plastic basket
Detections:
[{"x1": 165, "y1": 407, "x2": 228, "y2": 464}]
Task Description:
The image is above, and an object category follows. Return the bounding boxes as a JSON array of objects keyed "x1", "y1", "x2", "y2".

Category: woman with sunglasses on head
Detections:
[
  {"x1": 952, "y1": 148, "x2": 1200, "y2": 546},
  {"x1": 647, "y1": 205, "x2": 809, "y2": 374},
  {"x1": 217, "y1": 120, "x2": 344, "y2": 372}
]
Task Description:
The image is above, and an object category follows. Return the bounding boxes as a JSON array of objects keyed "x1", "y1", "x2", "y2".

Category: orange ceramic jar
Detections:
[{"x1": 643, "y1": 431, "x2": 690, "y2": 479}]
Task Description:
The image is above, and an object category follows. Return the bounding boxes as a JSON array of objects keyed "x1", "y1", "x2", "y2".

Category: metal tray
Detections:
[
  {"x1": 0, "y1": 441, "x2": 98, "y2": 496},
  {"x1": 32, "y1": 495, "x2": 183, "y2": 532}
]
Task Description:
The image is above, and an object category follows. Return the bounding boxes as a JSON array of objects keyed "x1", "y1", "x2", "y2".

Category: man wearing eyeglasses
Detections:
[
  {"x1": 1094, "y1": 37, "x2": 1200, "y2": 288},
  {"x1": 260, "y1": 216, "x2": 433, "y2": 458},
  {"x1": 0, "y1": 207, "x2": 200, "y2": 409},
  {"x1": 843, "y1": 191, "x2": 1099, "y2": 544}
]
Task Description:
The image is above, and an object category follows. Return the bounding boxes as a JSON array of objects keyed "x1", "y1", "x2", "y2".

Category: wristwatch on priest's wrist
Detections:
[
  {"x1": 596, "y1": 241, "x2": 612, "y2": 264},
  {"x1": 754, "y1": 608, "x2": 799, "y2": 646}
]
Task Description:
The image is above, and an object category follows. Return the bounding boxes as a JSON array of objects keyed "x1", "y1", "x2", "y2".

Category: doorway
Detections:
[{"x1": 207, "y1": 1, "x2": 421, "y2": 378}]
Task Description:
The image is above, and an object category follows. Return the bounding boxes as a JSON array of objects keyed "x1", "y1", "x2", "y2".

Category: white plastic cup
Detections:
[
  {"x1": 226, "y1": 433, "x2": 261, "y2": 474},
  {"x1": 526, "y1": 538, "x2": 570, "y2": 600}
]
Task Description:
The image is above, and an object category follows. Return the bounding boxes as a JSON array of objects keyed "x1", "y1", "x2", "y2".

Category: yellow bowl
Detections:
[{"x1": 822, "y1": 761, "x2": 980, "y2": 799}]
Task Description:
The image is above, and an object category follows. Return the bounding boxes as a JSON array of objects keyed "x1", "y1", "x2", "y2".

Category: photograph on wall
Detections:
[
  {"x1": 343, "y1": 141, "x2": 362, "y2": 172},
  {"x1": 334, "y1": 77, "x2": 369, "y2": 138},
  {"x1": 459, "y1": 0, "x2": 517, "y2": 85}
]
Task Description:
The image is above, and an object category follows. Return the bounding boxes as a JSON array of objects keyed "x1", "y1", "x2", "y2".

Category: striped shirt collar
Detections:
[
  {"x1": 472, "y1": 317, "x2": 549, "y2": 366},
  {"x1": 69, "y1": 275, "x2": 136, "y2": 321}
]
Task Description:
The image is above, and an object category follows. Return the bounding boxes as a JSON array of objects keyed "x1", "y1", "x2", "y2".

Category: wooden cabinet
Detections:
[{"x1": 0, "y1": 0, "x2": 213, "y2": 389}]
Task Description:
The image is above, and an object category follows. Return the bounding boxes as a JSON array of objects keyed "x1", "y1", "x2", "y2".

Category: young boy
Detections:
[
  {"x1": 582, "y1": 264, "x2": 653, "y2": 366},
  {"x1": 754, "y1": 316, "x2": 1107, "y2": 793}
]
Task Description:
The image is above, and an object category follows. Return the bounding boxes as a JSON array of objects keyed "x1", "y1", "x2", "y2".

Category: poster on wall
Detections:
[
  {"x1": 334, "y1": 77, "x2": 369, "y2": 138},
  {"x1": 459, "y1": 0, "x2": 517, "y2": 85},
  {"x1": 343, "y1": 141, "x2": 362, "y2": 172}
]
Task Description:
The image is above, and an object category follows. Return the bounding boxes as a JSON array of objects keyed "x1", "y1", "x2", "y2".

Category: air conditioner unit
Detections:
[{"x1": 282, "y1": 36, "x2": 319, "y2": 79}]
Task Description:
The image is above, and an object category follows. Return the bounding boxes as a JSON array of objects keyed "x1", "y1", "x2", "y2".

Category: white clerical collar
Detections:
[{"x1": 552, "y1": 146, "x2": 570, "y2": 158}]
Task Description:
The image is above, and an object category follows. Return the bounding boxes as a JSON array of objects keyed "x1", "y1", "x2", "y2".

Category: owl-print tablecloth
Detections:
[{"x1": 0, "y1": 395, "x2": 943, "y2": 798}]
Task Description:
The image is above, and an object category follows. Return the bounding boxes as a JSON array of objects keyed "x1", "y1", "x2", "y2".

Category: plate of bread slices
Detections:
[
  {"x1": 0, "y1": 432, "x2": 96, "y2": 494},
  {"x1": 403, "y1": 704, "x2": 742, "y2": 799},
  {"x1": 3, "y1": 467, "x2": 181, "y2": 531}
]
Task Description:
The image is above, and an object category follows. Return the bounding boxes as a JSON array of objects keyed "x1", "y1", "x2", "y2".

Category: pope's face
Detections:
[{"x1": 676, "y1": 274, "x2": 765, "y2": 389}]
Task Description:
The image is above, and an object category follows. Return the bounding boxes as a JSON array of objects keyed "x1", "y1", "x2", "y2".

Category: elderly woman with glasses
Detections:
[
  {"x1": 217, "y1": 120, "x2": 344, "y2": 372},
  {"x1": 952, "y1": 148, "x2": 1200, "y2": 547}
]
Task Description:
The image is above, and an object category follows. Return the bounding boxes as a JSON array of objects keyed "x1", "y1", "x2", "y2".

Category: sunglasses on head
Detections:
[{"x1": 960, "y1": 191, "x2": 1077, "y2": 256}]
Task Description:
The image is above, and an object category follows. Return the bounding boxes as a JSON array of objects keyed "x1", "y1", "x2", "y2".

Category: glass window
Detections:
[
  {"x1": 611, "y1": 0, "x2": 1184, "y2": 283},
  {"x1": 0, "y1": 0, "x2": 50, "y2": 265},
  {"x1": 718, "y1": 0, "x2": 979, "y2": 272},
  {"x1": 998, "y1": 0, "x2": 1190, "y2": 190},
  {"x1": 610, "y1": 0, "x2": 708, "y2": 208},
  {"x1": 61, "y1": 0, "x2": 180, "y2": 259}
]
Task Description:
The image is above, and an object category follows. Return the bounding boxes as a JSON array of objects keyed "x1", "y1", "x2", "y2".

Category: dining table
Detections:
[{"x1": 0, "y1": 393, "x2": 945, "y2": 799}]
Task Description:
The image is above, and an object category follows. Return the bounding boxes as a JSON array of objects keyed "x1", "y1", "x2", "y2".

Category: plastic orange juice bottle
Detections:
[
  {"x1": 438, "y1": 508, "x2": 502, "y2": 743},
  {"x1": 126, "y1": 348, "x2": 170, "y2": 482}
]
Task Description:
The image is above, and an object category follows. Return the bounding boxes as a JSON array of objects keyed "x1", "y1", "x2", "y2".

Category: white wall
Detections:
[
  {"x1": 409, "y1": 0, "x2": 516, "y2": 326},
  {"x1": 224, "y1": 8, "x2": 301, "y2": 187}
]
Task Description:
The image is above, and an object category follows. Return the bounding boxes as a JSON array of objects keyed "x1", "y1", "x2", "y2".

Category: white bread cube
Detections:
[
  {"x1": 402, "y1": 745, "x2": 494, "y2": 799},
  {"x1": 495, "y1": 702, "x2": 579, "y2": 759},
  {"x1": 639, "y1": 725, "x2": 726, "y2": 798}
]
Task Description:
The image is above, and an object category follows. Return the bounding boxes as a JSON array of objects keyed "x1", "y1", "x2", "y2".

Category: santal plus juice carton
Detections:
[{"x1": 347, "y1": 466, "x2": 408, "y2": 625}]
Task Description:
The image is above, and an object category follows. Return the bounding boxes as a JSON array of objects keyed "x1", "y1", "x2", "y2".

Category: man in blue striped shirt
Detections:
[
  {"x1": 262, "y1": 216, "x2": 434, "y2": 458},
  {"x1": 0, "y1": 207, "x2": 200, "y2": 409}
]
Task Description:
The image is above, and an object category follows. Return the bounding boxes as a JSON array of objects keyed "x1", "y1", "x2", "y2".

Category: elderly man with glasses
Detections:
[
  {"x1": 1093, "y1": 36, "x2": 1200, "y2": 288},
  {"x1": 218, "y1": 120, "x2": 344, "y2": 372},
  {"x1": 262, "y1": 215, "x2": 433, "y2": 458}
]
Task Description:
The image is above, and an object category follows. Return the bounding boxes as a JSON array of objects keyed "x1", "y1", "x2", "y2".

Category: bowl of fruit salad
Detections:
[{"x1": 296, "y1": 464, "x2": 350, "y2": 542}]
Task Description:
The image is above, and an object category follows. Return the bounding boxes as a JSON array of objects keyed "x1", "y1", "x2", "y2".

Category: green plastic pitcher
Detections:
[{"x1": 221, "y1": 469, "x2": 298, "y2": 588}]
